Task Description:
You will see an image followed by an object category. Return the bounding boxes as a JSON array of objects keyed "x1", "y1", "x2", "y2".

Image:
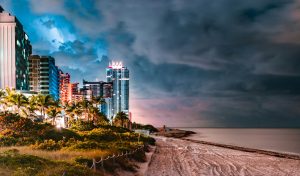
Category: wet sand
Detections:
[{"x1": 146, "y1": 136, "x2": 300, "y2": 176}]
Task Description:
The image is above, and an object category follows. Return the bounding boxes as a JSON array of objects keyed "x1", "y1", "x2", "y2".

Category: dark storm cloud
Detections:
[
  {"x1": 3, "y1": 0, "x2": 300, "y2": 126},
  {"x1": 95, "y1": 0, "x2": 300, "y2": 127}
]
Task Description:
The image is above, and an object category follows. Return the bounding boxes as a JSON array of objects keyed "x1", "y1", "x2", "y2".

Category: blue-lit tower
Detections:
[{"x1": 106, "y1": 61, "x2": 129, "y2": 118}]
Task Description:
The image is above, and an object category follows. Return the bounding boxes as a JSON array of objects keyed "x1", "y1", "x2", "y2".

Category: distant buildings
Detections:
[
  {"x1": 68, "y1": 83, "x2": 83, "y2": 103},
  {"x1": 107, "y1": 61, "x2": 129, "y2": 116},
  {"x1": 0, "y1": 9, "x2": 32, "y2": 90},
  {"x1": 81, "y1": 80, "x2": 113, "y2": 119},
  {"x1": 82, "y1": 80, "x2": 102, "y2": 100},
  {"x1": 59, "y1": 70, "x2": 70, "y2": 103}
]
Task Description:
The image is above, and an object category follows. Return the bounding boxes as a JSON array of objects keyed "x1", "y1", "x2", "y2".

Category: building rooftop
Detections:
[{"x1": 0, "y1": 11, "x2": 15, "y2": 23}]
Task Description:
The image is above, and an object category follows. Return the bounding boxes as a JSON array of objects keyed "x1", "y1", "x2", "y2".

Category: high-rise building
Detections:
[
  {"x1": 0, "y1": 9, "x2": 32, "y2": 90},
  {"x1": 59, "y1": 70, "x2": 70, "y2": 103},
  {"x1": 106, "y1": 61, "x2": 129, "y2": 117},
  {"x1": 29, "y1": 55, "x2": 40, "y2": 92},
  {"x1": 40, "y1": 56, "x2": 59, "y2": 100},
  {"x1": 29, "y1": 55, "x2": 59, "y2": 100}
]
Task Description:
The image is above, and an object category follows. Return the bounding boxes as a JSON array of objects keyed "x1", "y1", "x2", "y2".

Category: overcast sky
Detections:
[{"x1": 1, "y1": 0, "x2": 300, "y2": 127}]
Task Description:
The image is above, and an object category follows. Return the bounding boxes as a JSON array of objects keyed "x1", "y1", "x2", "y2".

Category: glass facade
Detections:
[
  {"x1": 15, "y1": 19, "x2": 32, "y2": 90},
  {"x1": 106, "y1": 62, "x2": 129, "y2": 118}
]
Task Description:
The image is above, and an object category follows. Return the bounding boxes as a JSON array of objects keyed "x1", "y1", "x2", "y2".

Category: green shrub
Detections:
[
  {"x1": 85, "y1": 128, "x2": 117, "y2": 142},
  {"x1": 0, "y1": 136, "x2": 18, "y2": 146},
  {"x1": 131, "y1": 149, "x2": 146, "y2": 162},
  {"x1": 70, "y1": 120, "x2": 95, "y2": 131},
  {"x1": 141, "y1": 136, "x2": 156, "y2": 145},
  {"x1": 41, "y1": 128, "x2": 81, "y2": 141},
  {"x1": 0, "y1": 113, "x2": 34, "y2": 137},
  {"x1": 32, "y1": 139, "x2": 61, "y2": 151},
  {"x1": 0, "y1": 150, "x2": 95, "y2": 176},
  {"x1": 67, "y1": 141, "x2": 107, "y2": 150},
  {"x1": 75, "y1": 156, "x2": 92, "y2": 166}
]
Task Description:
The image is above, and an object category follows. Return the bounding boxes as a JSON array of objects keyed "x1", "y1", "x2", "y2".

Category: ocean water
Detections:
[{"x1": 179, "y1": 128, "x2": 300, "y2": 155}]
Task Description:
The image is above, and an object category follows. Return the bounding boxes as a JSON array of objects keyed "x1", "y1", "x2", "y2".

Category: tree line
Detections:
[{"x1": 0, "y1": 88, "x2": 130, "y2": 128}]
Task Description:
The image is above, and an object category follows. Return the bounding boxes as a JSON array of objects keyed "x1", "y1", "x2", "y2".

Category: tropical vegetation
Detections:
[
  {"x1": 0, "y1": 88, "x2": 109, "y2": 127},
  {"x1": 0, "y1": 88, "x2": 156, "y2": 175}
]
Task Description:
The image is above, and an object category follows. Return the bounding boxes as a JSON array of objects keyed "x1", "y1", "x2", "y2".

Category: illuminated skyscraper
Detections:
[
  {"x1": 0, "y1": 8, "x2": 32, "y2": 90},
  {"x1": 106, "y1": 61, "x2": 129, "y2": 118}
]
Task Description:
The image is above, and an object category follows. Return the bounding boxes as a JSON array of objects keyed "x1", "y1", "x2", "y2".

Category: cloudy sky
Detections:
[{"x1": 1, "y1": 0, "x2": 300, "y2": 127}]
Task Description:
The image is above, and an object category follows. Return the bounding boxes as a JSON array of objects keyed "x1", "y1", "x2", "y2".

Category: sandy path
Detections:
[{"x1": 146, "y1": 136, "x2": 300, "y2": 176}]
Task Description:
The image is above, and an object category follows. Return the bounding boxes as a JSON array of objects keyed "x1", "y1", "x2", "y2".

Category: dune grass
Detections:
[
  {"x1": 0, "y1": 146, "x2": 109, "y2": 162},
  {"x1": 0, "y1": 149, "x2": 97, "y2": 176}
]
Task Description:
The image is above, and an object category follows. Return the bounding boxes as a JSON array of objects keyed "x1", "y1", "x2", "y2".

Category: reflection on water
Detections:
[{"x1": 180, "y1": 128, "x2": 300, "y2": 154}]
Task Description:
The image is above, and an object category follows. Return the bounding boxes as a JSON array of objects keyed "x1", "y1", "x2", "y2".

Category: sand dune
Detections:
[{"x1": 146, "y1": 136, "x2": 300, "y2": 176}]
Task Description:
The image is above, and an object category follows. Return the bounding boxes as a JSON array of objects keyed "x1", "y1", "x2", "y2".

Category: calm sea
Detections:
[{"x1": 179, "y1": 128, "x2": 300, "y2": 155}]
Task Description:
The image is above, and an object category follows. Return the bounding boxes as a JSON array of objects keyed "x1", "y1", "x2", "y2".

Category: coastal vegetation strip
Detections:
[{"x1": 0, "y1": 111, "x2": 155, "y2": 175}]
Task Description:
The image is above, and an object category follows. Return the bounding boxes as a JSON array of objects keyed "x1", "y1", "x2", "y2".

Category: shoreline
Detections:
[
  {"x1": 146, "y1": 135, "x2": 300, "y2": 175},
  {"x1": 154, "y1": 128, "x2": 300, "y2": 160},
  {"x1": 181, "y1": 138, "x2": 300, "y2": 160}
]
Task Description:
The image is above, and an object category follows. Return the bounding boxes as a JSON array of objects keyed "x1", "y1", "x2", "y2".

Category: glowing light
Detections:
[
  {"x1": 55, "y1": 117, "x2": 66, "y2": 129},
  {"x1": 109, "y1": 61, "x2": 123, "y2": 69},
  {"x1": 56, "y1": 123, "x2": 61, "y2": 129}
]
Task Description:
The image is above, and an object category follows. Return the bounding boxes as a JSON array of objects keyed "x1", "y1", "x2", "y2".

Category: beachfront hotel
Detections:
[
  {"x1": 29, "y1": 55, "x2": 60, "y2": 100},
  {"x1": 0, "y1": 6, "x2": 32, "y2": 90},
  {"x1": 106, "y1": 61, "x2": 130, "y2": 117}
]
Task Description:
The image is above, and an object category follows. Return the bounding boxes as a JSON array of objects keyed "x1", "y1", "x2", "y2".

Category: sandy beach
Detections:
[{"x1": 145, "y1": 136, "x2": 300, "y2": 176}]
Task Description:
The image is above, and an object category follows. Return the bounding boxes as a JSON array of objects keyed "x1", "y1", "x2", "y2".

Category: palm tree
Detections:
[
  {"x1": 36, "y1": 94, "x2": 53, "y2": 119},
  {"x1": 89, "y1": 106, "x2": 107, "y2": 124},
  {"x1": 79, "y1": 100, "x2": 92, "y2": 121},
  {"x1": 113, "y1": 111, "x2": 129, "y2": 128},
  {"x1": 92, "y1": 109, "x2": 109, "y2": 125},
  {"x1": 46, "y1": 106, "x2": 61, "y2": 125},
  {"x1": 0, "y1": 89, "x2": 5, "y2": 99},
  {"x1": 65, "y1": 102, "x2": 82, "y2": 127},
  {"x1": 92, "y1": 96, "x2": 106, "y2": 107},
  {"x1": 10, "y1": 93, "x2": 28, "y2": 115},
  {"x1": 22, "y1": 95, "x2": 39, "y2": 120},
  {"x1": 4, "y1": 88, "x2": 16, "y2": 111},
  {"x1": 0, "y1": 89, "x2": 6, "y2": 112}
]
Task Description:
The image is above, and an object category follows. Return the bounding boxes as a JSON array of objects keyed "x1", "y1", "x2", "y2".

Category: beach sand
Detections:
[{"x1": 145, "y1": 136, "x2": 300, "y2": 176}]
